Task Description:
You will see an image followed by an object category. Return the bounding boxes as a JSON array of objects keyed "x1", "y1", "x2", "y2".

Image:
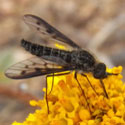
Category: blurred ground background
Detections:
[{"x1": 0, "y1": 0, "x2": 125, "y2": 124}]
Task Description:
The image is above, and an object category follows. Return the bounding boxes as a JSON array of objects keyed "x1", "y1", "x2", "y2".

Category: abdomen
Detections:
[{"x1": 21, "y1": 39, "x2": 72, "y2": 63}]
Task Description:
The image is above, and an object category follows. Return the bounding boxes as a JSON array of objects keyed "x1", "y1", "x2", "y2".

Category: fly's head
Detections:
[
  {"x1": 93, "y1": 62, "x2": 119, "y2": 81},
  {"x1": 93, "y1": 63, "x2": 107, "y2": 79}
]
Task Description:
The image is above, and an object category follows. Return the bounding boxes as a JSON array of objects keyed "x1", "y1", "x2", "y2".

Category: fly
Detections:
[{"x1": 5, "y1": 14, "x2": 117, "y2": 113}]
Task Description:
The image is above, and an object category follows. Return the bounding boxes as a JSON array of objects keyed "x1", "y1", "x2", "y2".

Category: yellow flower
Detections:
[{"x1": 12, "y1": 66, "x2": 125, "y2": 125}]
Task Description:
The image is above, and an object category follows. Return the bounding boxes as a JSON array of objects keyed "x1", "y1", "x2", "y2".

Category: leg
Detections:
[
  {"x1": 81, "y1": 73, "x2": 98, "y2": 96},
  {"x1": 47, "y1": 71, "x2": 71, "y2": 95},
  {"x1": 102, "y1": 72, "x2": 118, "y2": 98},
  {"x1": 45, "y1": 71, "x2": 71, "y2": 113},
  {"x1": 100, "y1": 79, "x2": 109, "y2": 98},
  {"x1": 45, "y1": 75, "x2": 49, "y2": 114},
  {"x1": 74, "y1": 72, "x2": 91, "y2": 112},
  {"x1": 48, "y1": 73, "x2": 54, "y2": 95},
  {"x1": 47, "y1": 71, "x2": 71, "y2": 77}
]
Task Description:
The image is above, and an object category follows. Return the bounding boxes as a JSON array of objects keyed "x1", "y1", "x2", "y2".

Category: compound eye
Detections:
[{"x1": 93, "y1": 63, "x2": 107, "y2": 79}]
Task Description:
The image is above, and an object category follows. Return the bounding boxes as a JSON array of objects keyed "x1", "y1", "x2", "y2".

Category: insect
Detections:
[{"x1": 5, "y1": 14, "x2": 117, "y2": 113}]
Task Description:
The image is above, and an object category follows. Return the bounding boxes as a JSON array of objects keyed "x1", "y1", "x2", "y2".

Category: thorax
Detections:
[{"x1": 70, "y1": 50, "x2": 96, "y2": 71}]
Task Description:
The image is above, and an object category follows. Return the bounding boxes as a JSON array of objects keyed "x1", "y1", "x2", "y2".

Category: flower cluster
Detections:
[{"x1": 12, "y1": 66, "x2": 125, "y2": 125}]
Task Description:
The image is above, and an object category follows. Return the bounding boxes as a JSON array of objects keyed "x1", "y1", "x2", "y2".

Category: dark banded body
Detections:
[
  {"x1": 21, "y1": 39, "x2": 71, "y2": 64},
  {"x1": 5, "y1": 14, "x2": 113, "y2": 100},
  {"x1": 21, "y1": 39, "x2": 96, "y2": 72}
]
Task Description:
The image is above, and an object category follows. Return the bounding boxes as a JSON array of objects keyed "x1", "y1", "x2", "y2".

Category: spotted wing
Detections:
[
  {"x1": 23, "y1": 14, "x2": 80, "y2": 51},
  {"x1": 5, "y1": 57, "x2": 70, "y2": 79}
]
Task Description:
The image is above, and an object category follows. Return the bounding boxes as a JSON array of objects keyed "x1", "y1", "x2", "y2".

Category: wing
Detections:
[
  {"x1": 23, "y1": 14, "x2": 80, "y2": 51},
  {"x1": 5, "y1": 57, "x2": 71, "y2": 79}
]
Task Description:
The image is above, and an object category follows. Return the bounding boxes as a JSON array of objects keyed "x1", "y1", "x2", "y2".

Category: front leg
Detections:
[
  {"x1": 81, "y1": 73, "x2": 98, "y2": 96},
  {"x1": 74, "y1": 71, "x2": 91, "y2": 112}
]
